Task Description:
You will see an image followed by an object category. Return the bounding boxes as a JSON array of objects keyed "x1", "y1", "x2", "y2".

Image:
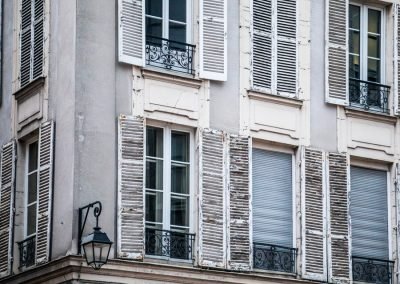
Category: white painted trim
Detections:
[
  {"x1": 387, "y1": 170, "x2": 393, "y2": 260},
  {"x1": 117, "y1": 115, "x2": 123, "y2": 257},
  {"x1": 325, "y1": 153, "x2": 332, "y2": 282},
  {"x1": 393, "y1": 4, "x2": 399, "y2": 115},
  {"x1": 248, "y1": 137, "x2": 253, "y2": 269},
  {"x1": 291, "y1": 153, "x2": 296, "y2": 251},
  {"x1": 300, "y1": 146, "x2": 306, "y2": 278},
  {"x1": 25, "y1": 138, "x2": 38, "y2": 240},
  {"x1": 347, "y1": 154, "x2": 353, "y2": 282},
  {"x1": 225, "y1": 133, "x2": 231, "y2": 268}
]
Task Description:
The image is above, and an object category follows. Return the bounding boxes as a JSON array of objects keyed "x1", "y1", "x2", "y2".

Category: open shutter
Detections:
[
  {"x1": 118, "y1": 0, "x2": 145, "y2": 66},
  {"x1": 395, "y1": 4, "x2": 400, "y2": 115},
  {"x1": 117, "y1": 115, "x2": 145, "y2": 259},
  {"x1": 36, "y1": 121, "x2": 54, "y2": 264},
  {"x1": 0, "y1": 141, "x2": 16, "y2": 277},
  {"x1": 199, "y1": 0, "x2": 227, "y2": 81},
  {"x1": 302, "y1": 148, "x2": 327, "y2": 281},
  {"x1": 325, "y1": 0, "x2": 348, "y2": 105},
  {"x1": 327, "y1": 153, "x2": 350, "y2": 282},
  {"x1": 198, "y1": 129, "x2": 226, "y2": 268},
  {"x1": 32, "y1": 0, "x2": 44, "y2": 80},
  {"x1": 20, "y1": 0, "x2": 32, "y2": 87}
]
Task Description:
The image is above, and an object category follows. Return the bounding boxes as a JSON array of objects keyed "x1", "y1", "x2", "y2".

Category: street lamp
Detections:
[{"x1": 78, "y1": 201, "x2": 112, "y2": 270}]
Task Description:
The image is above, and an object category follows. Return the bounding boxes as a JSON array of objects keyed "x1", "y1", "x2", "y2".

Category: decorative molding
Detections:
[
  {"x1": 248, "y1": 90, "x2": 303, "y2": 108},
  {"x1": 12, "y1": 76, "x2": 45, "y2": 101},
  {"x1": 142, "y1": 68, "x2": 202, "y2": 89},
  {"x1": 345, "y1": 107, "x2": 398, "y2": 125}
]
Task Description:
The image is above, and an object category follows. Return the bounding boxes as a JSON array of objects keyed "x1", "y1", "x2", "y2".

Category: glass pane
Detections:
[
  {"x1": 169, "y1": 22, "x2": 186, "y2": 44},
  {"x1": 349, "y1": 30, "x2": 360, "y2": 55},
  {"x1": 28, "y1": 141, "x2": 38, "y2": 172},
  {"x1": 146, "y1": 0, "x2": 162, "y2": 17},
  {"x1": 28, "y1": 173, "x2": 37, "y2": 204},
  {"x1": 27, "y1": 204, "x2": 36, "y2": 236},
  {"x1": 146, "y1": 17, "x2": 162, "y2": 39},
  {"x1": 145, "y1": 192, "x2": 163, "y2": 223},
  {"x1": 146, "y1": 127, "x2": 163, "y2": 158},
  {"x1": 146, "y1": 159, "x2": 163, "y2": 190},
  {"x1": 170, "y1": 196, "x2": 189, "y2": 227},
  {"x1": 368, "y1": 9, "x2": 381, "y2": 34},
  {"x1": 367, "y1": 58, "x2": 380, "y2": 82},
  {"x1": 169, "y1": 0, "x2": 186, "y2": 22},
  {"x1": 349, "y1": 5, "x2": 360, "y2": 30},
  {"x1": 368, "y1": 35, "x2": 380, "y2": 58},
  {"x1": 349, "y1": 54, "x2": 360, "y2": 79},
  {"x1": 171, "y1": 163, "x2": 189, "y2": 194},
  {"x1": 171, "y1": 131, "x2": 189, "y2": 162}
]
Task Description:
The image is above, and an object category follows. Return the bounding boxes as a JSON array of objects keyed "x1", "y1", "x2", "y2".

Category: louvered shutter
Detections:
[
  {"x1": 198, "y1": 129, "x2": 226, "y2": 268},
  {"x1": 32, "y1": 0, "x2": 44, "y2": 80},
  {"x1": 117, "y1": 115, "x2": 145, "y2": 259},
  {"x1": 118, "y1": 0, "x2": 145, "y2": 67},
  {"x1": 302, "y1": 148, "x2": 327, "y2": 281},
  {"x1": 228, "y1": 135, "x2": 250, "y2": 270},
  {"x1": 0, "y1": 141, "x2": 16, "y2": 277},
  {"x1": 327, "y1": 153, "x2": 350, "y2": 282},
  {"x1": 199, "y1": 0, "x2": 227, "y2": 81},
  {"x1": 20, "y1": 0, "x2": 32, "y2": 87},
  {"x1": 252, "y1": 149, "x2": 293, "y2": 247},
  {"x1": 395, "y1": 5, "x2": 400, "y2": 115},
  {"x1": 326, "y1": 0, "x2": 348, "y2": 105},
  {"x1": 350, "y1": 166, "x2": 389, "y2": 260},
  {"x1": 36, "y1": 121, "x2": 54, "y2": 264}
]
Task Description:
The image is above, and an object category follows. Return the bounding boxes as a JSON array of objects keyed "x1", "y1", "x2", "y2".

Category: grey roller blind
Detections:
[
  {"x1": 350, "y1": 166, "x2": 388, "y2": 260},
  {"x1": 252, "y1": 148, "x2": 292, "y2": 248}
]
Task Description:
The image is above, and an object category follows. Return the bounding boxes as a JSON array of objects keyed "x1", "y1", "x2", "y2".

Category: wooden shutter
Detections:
[
  {"x1": 36, "y1": 121, "x2": 54, "y2": 264},
  {"x1": 32, "y1": 0, "x2": 44, "y2": 80},
  {"x1": 199, "y1": 0, "x2": 227, "y2": 81},
  {"x1": 118, "y1": 0, "x2": 145, "y2": 66},
  {"x1": 327, "y1": 153, "x2": 350, "y2": 282},
  {"x1": 302, "y1": 148, "x2": 327, "y2": 281},
  {"x1": 325, "y1": 0, "x2": 348, "y2": 105},
  {"x1": 228, "y1": 135, "x2": 250, "y2": 270},
  {"x1": 198, "y1": 129, "x2": 226, "y2": 268},
  {"x1": 20, "y1": 0, "x2": 32, "y2": 87},
  {"x1": 395, "y1": 4, "x2": 400, "y2": 115},
  {"x1": 117, "y1": 115, "x2": 145, "y2": 259},
  {"x1": 0, "y1": 141, "x2": 16, "y2": 277}
]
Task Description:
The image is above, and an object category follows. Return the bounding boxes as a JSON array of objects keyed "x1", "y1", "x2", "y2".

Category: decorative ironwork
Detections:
[
  {"x1": 253, "y1": 243, "x2": 297, "y2": 273},
  {"x1": 349, "y1": 78, "x2": 390, "y2": 114},
  {"x1": 18, "y1": 235, "x2": 36, "y2": 268},
  {"x1": 146, "y1": 36, "x2": 195, "y2": 75},
  {"x1": 145, "y1": 228, "x2": 195, "y2": 260},
  {"x1": 352, "y1": 256, "x2": 394, "y2": 284},
  {"x1": 78, "y1": 201, "x2": 102, "y2": 255}
]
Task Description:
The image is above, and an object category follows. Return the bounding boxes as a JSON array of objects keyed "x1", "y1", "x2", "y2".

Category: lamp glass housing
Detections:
[{"x1": 81, "y1": 227, "x2": 112, "y2": 270}]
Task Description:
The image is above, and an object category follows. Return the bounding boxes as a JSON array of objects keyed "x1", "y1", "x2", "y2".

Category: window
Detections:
[{"x1": 144, "y1": 125, "x2": 194, "y2": 260}]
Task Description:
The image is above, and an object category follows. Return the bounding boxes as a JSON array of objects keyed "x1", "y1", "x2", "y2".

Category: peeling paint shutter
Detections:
[
  {"x1": 118, "y1": 0, "x2": 145, "y2": 66},
  {"x1": 198, "y1": 129, "x2": 226, "y2": 268},
  {"x1": 326, "y1": 0, "x2": 348, "y2": 105},
  {"x1": 327, "y1": 153, "x2": 350, "y2": 282},
  {"x1": 36, "y1": 121, "x2": 54, "y2": 264},
  {"x1": 395, "y1": 5, "x2": 400, "y2": 115},
  {"x1": 117, "y1": 115, "x2": 144, "y2": 259},
  {"x1": 0, "y1": 141, "x2": 16, "y2": 277},
  {"x1": 199, "y1": 0, "x2": 227, "y2": 81},
  {"x1": 228, "y1": 135, "x2": 250, "y2": 270},
  {"x1": 302, "y1": 148, "x2": 327, "y2": 281}
]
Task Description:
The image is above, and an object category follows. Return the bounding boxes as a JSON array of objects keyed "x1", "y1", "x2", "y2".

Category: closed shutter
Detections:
[
  {"x1": 118, "y1": 0, "x2": 145, "y2": 67},
  {"x1": 252, "y1": 149, "x2": 292, "y2": 247},
  {"x1": 198, "y1": 129, "x2": 226, "y2": 268},
  {"x1": 199, "y1": 0, "x2": 227, "y2": 81},
  {"x1": 20, "y1": 0, "x2": 32, "y2": 87},
  {"x1": 350, "y1": 166, "x2": 388, "y2": 260},
  {"x1": 326, "y1": 0, "x2": 348, "y2": 105},
  {"x1": 117, "y1": 115, "x2": 145, "y2": 259},
  {"x1": 396, "y1": 4, "x2": 400, "y2": 115},
  {"x1": 36, "y1": 121, "x2": 54, "y2": 264},
  {"x1": 32, "y1": 0, "x2": 44, "y2": 80},
  {"x1": 0, "y1": 141, "x2": 16, "y2": 277}
]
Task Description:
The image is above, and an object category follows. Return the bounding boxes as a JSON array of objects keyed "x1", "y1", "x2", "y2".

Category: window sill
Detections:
[
  {"x1": 13, "y1": 76, "x2": 45, "y2": 100},
  {"x1": 252, "y1": 268, "x2": 297, "y2": 278},
  {"x1": 345, "y1": 107, "x2": 397, "y2": 124},
  {"x1": 142, "y1": 68, "x2": 202, "y2": 89},
  {"x1": 144, "y1": 255, "x2": 194, "y2": 267},
  {"x1": 248, "y1": 89, "x2": 303, "y2": 108}
]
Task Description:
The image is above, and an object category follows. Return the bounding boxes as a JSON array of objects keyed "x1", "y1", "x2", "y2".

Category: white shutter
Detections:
[
  {"x1": 20, "y1": 0, "x2": 32, "y2": 87},
  {"x1": 395, "y1": 4, "x2": 400, "y2": 115},
  {"x1": 36, "y1": 121, "x2": 54, "y2": 264},
  {"x1": 118, "y1": 0, "x2": 145, "y2": 67},
  {"x1": 32, "y1": 0, "x2": 44, "y2": 80},
  {"x1": 0, "y1": 141, "x2": 16, "y2": 277},
  {"x1": 325, "y1": 0, "x2": 348, "y2": 105},
  {"x1": 199, "y1": 0, "x2": 227, "y2": 81}
]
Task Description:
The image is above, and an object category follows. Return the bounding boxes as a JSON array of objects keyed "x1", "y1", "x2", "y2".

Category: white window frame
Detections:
[{"x1": 24, "y1": 138, "x2": 38, "y2": 239}]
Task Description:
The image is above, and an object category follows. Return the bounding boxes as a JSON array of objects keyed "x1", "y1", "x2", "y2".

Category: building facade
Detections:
[{"x1": 0, "y1": 0, "x2": 400, "y2": 283}]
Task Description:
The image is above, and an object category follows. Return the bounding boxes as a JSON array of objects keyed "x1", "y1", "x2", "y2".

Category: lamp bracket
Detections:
[{"x1": 78, "y1": 201, "x2": 102, "y2": 254}]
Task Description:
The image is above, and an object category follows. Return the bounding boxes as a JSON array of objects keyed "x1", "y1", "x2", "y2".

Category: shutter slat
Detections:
[{"x1": 396, "y1": 5, "x2": 400, "y2": 114}]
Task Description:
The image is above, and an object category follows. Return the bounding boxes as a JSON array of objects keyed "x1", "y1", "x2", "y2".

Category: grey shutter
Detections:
[
  {"x1": 36, "y1": 121, "x2": 54, "y2": 264},
  {"x1": 350, "y1": 166, "x2": 389, "y2": 260},
  {"x1": 117, "y1": 115, "x2": 144, "y2": 259},
  {"x1": 302, "y1": 148, "x2": 327, "y2": 281},
  {"x1": 118, "y1": 0, "x2": 145, "y2": 66},
  {"x1": 328, "y1": 153, "x2": 350, "y2": 281},
  {"x1": 326, "y1": 0, "x2": 348, "y2": 105},
  {"x1": 396, "y1": 5, "x2": 400, "y2": 115},
  {"x1": 228, "y1": 135, "x2": 250, "y2": 270},
  {"x1": 199, "y1": 0, "x2": 227, "y2": 81},
  {"x1": 32, "y1": 0, "x2": 44, "y2": 80},
  {"x1": 198, "y1": 129, "x2": 226, "y2": 268},
  {"x1": 20, "y1": 0, "x2": 32, "y2": 87},
  {"x1": 252, "y1": 149, "x2": 292, "y2": 247},
  {"x1": 0, "y1": 141, "x2": 16, "y2": 277}
]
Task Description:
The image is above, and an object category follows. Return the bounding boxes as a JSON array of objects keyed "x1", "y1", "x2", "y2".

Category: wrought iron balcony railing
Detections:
[
  {"x1": 352, "y1": 256, "x2": 394, "y2": 284},
  {"x1": 145, "y1": 228, "x2": 195, "y2": 260},
  {"x1": 253, "y1": 243, "x2": 297, "y2": 273},
  {"x1": 349, "y1": 78, "x2": 390, "y2": 114},
  {"x1": 18, "y1": 236, "x2": 36, "y2": 268},
  {"x1": 145, "y1": 36, "x2": 195, "y2": 75}
]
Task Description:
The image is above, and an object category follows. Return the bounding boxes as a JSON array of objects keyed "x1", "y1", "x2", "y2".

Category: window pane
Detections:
[
  {"x1": 146, "y1": 17, "x2": 162, "y2": 39},
  {"x1": 169, "y1": 22, "x2": 186, "y2": 44},
  {"x1": 145, "y1": 192, "x2": 163, "y2": 223},
  {"x1": 349, "y1": 30, "x2": 360, "y2": 55},
  {"x1": 367, "y1": 58, "x2": 380, "y2": 82},
  {"x1": 146, "y1": 0, "x2": 162, "y2": 17},
  {"x1": 171, "y1": 163, "x2": 189, "y2": 194},
  {"x1": 368, "y1": 35, "x2": 380, "y2": 59},
  {"x1": 28, "y1": 141, "x2": 38, "y2": 172},
  {"x1": 146, "y1": 159, "x2": 163, "y2": 190},
  {"x1": 349, "y1": 5, "x2": 360, "y2": 30},
  {"x1": 27, "y1": 204, "x2": 36, "y2": 236},
  {"x1": 169, "y1": 0, "x2": 186, "y2": 22},
  {"x1": 146, "y1": 127, "x2": 163, "y2": 158},
  {"x1": 171, "y1": 131, "x2": 189, "y2": 162},
  {"x1": 170, "y1": 196, "x2": 189, "y2": 227},
  {"x1": 28, "y1": 173, "x2": 37, "y2": 204},
  {"x1": 368, "y1": 9, "x2": 381, "y2": 34},
  {"x1": 349, "y1": 54, "x2": 360, "y2": 79}
]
